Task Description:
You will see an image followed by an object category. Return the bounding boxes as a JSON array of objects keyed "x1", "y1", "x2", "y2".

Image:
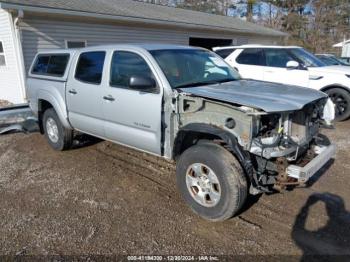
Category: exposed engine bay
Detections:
[{"x1": 249, "y1": 98, "x2": 335, "y2": 193}]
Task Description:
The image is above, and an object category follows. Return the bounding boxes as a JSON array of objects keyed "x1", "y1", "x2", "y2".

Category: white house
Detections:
[
  {"x1": 333, "y1": 39, "x2": 350, "y2": 58},
  {"x1": 0, "y1": 0, "x2": 286, "y2": 104}
]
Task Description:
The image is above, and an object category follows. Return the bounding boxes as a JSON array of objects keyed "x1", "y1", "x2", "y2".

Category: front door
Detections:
[
  {"x1": 263, "y1": 49, "x2": 309, "y2": 87},
  {"x1": 102, "y1": 50, "x2": 163, "y2": 155},
  {"x1": 66, "y1": 51, "x2": 106, "y2": 137}
]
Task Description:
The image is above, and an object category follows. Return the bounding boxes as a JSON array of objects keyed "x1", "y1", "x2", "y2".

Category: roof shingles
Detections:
[{"x1": 0, "y1": 0, "x2": 286, "y2": 37}]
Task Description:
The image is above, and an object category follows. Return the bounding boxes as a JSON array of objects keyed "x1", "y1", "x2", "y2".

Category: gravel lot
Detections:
[{"x1": 0, "y1": 121, "x2": 349, "y2": 258}]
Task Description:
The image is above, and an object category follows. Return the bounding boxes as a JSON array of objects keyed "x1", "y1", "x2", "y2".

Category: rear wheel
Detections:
[
  {"x1": 43, "y1": 108, "x2": 73, "y2": 151},
  {"x1": 326, "y1": 88, "x2": 350, "y2": 121},
  {"x1": 176, "y1": 142, "x2": 247, "y2": 221}
]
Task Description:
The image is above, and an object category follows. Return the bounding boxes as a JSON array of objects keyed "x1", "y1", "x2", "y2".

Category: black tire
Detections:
[
  {"x1": 176, "y1": 142, "x2": 247, "y2": 221},
  {"x1": 43, "y1": 108, "x2": 73, "y2": 151},
  {"x1": 326, "y1": 88, "x2": 350, "y2": 121}
]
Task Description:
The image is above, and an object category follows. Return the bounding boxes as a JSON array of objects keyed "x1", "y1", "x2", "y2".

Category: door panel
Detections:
[
  {"x1": 102, "y1": 51, "x2": 162, "y2": 155},
  {"x1": 236, "y1": 64, "x2": 264, "y2": 81},
  {"x1": 66, "y1": 51, "x2": 106, "y2": 137},
  {"x1": 263, "y1": 49, "x2": 309, "y2": 87},
  {"x1": 103, "y1": 90, "x2": 162, "y2": 154},
  {"x1": 263, "y1": 67, "x2": 309, "y2": 87}
]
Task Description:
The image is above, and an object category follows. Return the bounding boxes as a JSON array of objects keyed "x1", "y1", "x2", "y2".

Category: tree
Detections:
[
  {"x1": 307, "y1": 0, "x2": 350, "y2": 53},
  {"x1": 246, "y1": 0, "x2": 257, "y2": 21},
  {"x1": 151, "y1": 0, "x2": 350, "y2": 53}
]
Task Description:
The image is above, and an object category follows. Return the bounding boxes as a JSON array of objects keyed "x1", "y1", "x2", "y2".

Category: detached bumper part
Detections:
[{"x1": 286, "y1": 144, "x2": 336, "y2": 183}]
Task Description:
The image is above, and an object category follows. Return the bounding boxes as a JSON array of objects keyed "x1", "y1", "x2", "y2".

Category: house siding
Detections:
[
  {"x1": 19, "y1": 17, "x2": 280, "y2": 71},
  {"x1": 0, "y1": 8, "x2": 23, "y2": 103}
]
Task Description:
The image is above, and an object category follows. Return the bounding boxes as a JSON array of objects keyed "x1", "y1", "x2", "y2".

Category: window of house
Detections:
[
  {"x1": 236, "y1": 48, "x2": 265, "y2": 66},
  {"x1": 75, "y1": 51, "x2": 106, "y2": 84},
  {"x1": 66, "y1": 40, "x2": 87, "y2": 49},
  {"x1": 214, "y1": 48, "x2": 236, "y2": 59},
  {"x1": 0, "y1": 42, "x2": 6, "y2": 66},
  {"x1": 110, "y1": 51, "x2": 155, "y2": 90},
  {"x1": 32, "y1": 54, "x2": 70, "y2": 76}
]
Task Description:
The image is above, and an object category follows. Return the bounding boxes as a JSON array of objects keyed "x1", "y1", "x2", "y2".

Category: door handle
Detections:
[
  {"x1": 103, "y1": 95, "x2": 115, "y2": 102},
  {"x1": 68, "y1": 89, "x2": 77, "y2": 95}
]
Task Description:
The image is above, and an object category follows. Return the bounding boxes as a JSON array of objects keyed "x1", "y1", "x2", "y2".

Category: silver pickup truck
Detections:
[{"x1": 27, "y1": 44, "x2": 336, "y2": 221}]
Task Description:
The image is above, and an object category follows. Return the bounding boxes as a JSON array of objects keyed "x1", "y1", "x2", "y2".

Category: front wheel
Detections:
[
  {"x1": 176, "y1": 142, "x2": 247, "y2": 221},
  {"x1": 326, "y1": 88, "x2": 350, "y2": 121},
  {"x1": 43, "y1": 108, "x2": 73, "y2": 151}
]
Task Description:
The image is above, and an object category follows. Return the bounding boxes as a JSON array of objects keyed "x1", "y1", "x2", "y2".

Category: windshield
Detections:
[
  {"x1": 150, "y1": 49, "x2": 240, "y2": 89},
  {"x1": 289, "y1": 48, "x2": 327, "y2": 68},
  {"x1": 317, "y1": 56, "x2": 340, "y2": 66}
]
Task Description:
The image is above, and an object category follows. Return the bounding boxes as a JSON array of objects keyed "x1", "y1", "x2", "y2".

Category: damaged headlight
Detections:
[{"x1": 322, "y1": 98, "x2": 335, "y2": 126}]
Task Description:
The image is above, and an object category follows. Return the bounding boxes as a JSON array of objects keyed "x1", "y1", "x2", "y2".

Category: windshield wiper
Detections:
[
  {"x1": 216, "y1": 78, "x2": 236, "y2": 83},
  {"x1": 175, "y1": 78, "x2": 236, "y2": 89},
  {"x1": 175, "y1": 81, "x2": 219, "y2": 89}
]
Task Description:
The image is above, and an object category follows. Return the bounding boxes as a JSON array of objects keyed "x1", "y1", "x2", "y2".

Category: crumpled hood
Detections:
[{"x1": 179, "y1": 80, "x2": 327, "y2": 113}]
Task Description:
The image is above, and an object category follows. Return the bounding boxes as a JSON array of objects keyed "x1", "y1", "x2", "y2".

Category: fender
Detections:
[
  {"x1": 37, "y1": 89, "x2": 72, "y2": 129},
  {"x1": 173, "y1": 123, "x2": 253, "y2": 180}
]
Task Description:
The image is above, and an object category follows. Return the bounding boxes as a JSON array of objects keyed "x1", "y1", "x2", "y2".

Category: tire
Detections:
[
  {"x1": 325, "y1": 88, "x2": 350, "y2": 121},
  {"x1": 176, "y1": 142, "x2": 247, "y2": 221},
  {"x1": 43, "y1": 108, "x2": 73, "y2": 151}
]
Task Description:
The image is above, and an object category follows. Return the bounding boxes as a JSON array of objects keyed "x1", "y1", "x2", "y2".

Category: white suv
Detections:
[{"x1": 213, "y1": 45, "x2": 350, "y2": 121}]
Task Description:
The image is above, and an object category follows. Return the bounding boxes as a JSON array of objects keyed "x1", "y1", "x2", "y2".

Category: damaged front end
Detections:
[
  {"x1": 249, "y1": 98, "x2": 336, "y2": 193},
  {"x1": 175, "y1": 82, "x2": 336, "y2": 195}
]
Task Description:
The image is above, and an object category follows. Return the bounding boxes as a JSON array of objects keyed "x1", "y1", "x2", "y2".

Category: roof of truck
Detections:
[{"x1": 213, "y1": 45, "x2": 302, "y2": 51}]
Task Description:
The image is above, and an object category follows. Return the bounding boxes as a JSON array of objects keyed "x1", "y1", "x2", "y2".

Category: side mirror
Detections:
[
  {"x1": 286, "y1": 60, "x2": 300, "y2": 70},
  {"x1": 129, "y1": 76, "x2": 157, "y2": 92}
]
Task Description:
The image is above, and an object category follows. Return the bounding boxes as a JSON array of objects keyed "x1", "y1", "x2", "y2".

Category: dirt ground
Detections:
[{"x1": 0, "y1": 120, "x2": 349, "y2": 259}]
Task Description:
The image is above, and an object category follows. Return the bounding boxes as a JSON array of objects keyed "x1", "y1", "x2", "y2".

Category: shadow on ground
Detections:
[
  {"x1": 71, "y1": 134, "x2": 103, "y2": 150},
  {"x1": 292, "y1": 193, "x2": 350, "y2": 261}
]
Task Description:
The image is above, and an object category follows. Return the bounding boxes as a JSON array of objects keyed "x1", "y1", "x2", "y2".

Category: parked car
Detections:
[
  {"x1": 27, "y1": 44, "x2": 335, "y2": 221},
  {"x1": 316, "y1": 54, "x2": 350, "y2": 66},
  {"x1": 340, "y1": 57, "x2": 350, "y2": 64},
  {"x1": 213, "y1": 45, "x2": 350, "y2": 121}
]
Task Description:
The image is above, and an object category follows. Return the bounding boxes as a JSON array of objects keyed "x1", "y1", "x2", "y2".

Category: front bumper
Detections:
[{"x1": 286, "y1": 144, "x2": 336, "y2": 183}]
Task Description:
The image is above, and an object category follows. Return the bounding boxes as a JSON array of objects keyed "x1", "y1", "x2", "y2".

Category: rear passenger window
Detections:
[
  {"x1": 75, "y1": 51, "x2": 106, "y2": 85},
  {"x1": 110, "y1": 51, "x2": 154, "y2": 89},
  {"x1": 236, "y1": 49, "x2": 265, "y2": 66},
  {"x1": 32, "y1": 54, "x2": 69, "y2": 76},
  {"x1": 215, "y1": 48, "x2": 235, "y2": 59}
]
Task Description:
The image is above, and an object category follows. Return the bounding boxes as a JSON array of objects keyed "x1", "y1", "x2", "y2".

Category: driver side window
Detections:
[
  {"x1": 110, "y1": 51, "x2": 155, "y2": 90},
  {"x1": 265, "y1": 49, "x2": 295, "y2": 68}
]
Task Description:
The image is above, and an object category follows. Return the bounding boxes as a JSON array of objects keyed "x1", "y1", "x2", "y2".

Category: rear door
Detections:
[
  {"x1": 233, "y1": 48, "x2": 265, "y2": 81},
  {"x1": 263, "y1": 49, "x2": 309, "y2": 87},
  {"x1": 66, "y1": 51, "x2": 106, "y2": 137},
  {"x1": 102, "y1": 50, "x2": 163, "y2": 155}
]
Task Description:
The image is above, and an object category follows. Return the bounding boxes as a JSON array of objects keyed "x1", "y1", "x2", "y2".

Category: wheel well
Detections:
[
  {"x1": 38, "y1": 99, "x2": 53, "y2": 134},
  {"x1": 173, "y1": 130, "x2": 221, "y2": 161},
  {"x1": 173, "y1": 123, "x2": 254, "y2": 182},
  {"x1": 321, "y1": 85, "x2": 350, "y2": 93},
  {"x1": 173, "y1": 126, "x2": 254, "y2": 184}
]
